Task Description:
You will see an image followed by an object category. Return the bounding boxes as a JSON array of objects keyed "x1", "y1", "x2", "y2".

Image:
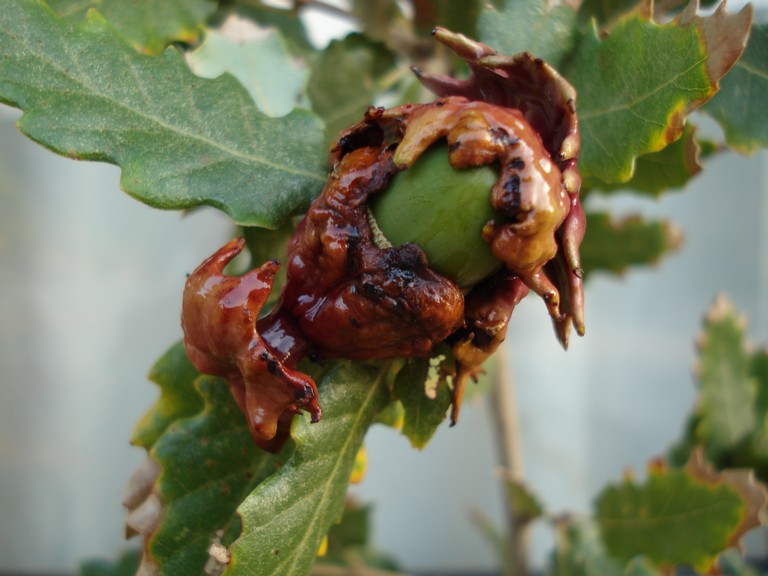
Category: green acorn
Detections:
[{"x1": 369, "y1": 143, "x2": 503, "y2": 289}]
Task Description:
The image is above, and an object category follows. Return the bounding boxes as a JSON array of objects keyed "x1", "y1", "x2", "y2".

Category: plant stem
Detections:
[{"x1": 489, "y1": 351, "x2": 529, "y2": 576}]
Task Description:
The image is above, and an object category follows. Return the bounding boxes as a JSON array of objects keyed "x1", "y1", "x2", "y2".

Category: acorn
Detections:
[{"x1": 369, "y1": 142, "x2": 503, "y2": 289}]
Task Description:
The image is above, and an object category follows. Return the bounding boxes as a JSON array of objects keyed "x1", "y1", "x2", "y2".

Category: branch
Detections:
[{"x1": 488, "y1": 351, "x2": 530, "y2": 576}]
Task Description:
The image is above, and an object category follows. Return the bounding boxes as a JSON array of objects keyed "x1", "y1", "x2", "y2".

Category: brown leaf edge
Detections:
[{"x1": 685, "y1": 448, "x2": 768, "y2": 551}]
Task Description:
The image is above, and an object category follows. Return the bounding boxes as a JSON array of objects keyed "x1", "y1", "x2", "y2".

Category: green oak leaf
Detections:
[
  {"x1": 595, "y1": 454, "x2": 765, "y2": 572},
  {"x1": 225, "y1": 361, "x2": 391, "y2": 576},
  {"x1": 187, "y1": 28, "x2": 309, "y2": 117},
  {"x1": 579, "y1": 212, "x2": 682, "y2": 277},
  {"x1": 0, "y1": 0, "x2": 326, "y2": 228},
  {"x1": 670, "y1": 303, "x2": 768, "y2": 482},
  {"x1": 131, "y1": 341, "x2": 205, "y2": 450},
  {"x1": 703, "y1": 24, "x2": 768, "y2": 154},
  {"x1": 144, "y1": 376, "x2": 289, "y2": 575},
  {"x1": 695, "y1": 296, "x2": 758, "y2": 459},
  {"x1": 48, "y1": 0, "x2": 216, "y2": 54},
  {"x1": 479, "y1": 0, "x2": 579, "y2": 67},
  {"x1": 393, "y1": 357, "x2": 453, "y2": 449},
  {"x1": 308, "y1": 33, "x2": 398, "y2": 145},
  {"x1": 584, "y1": 125, "x2": 704, "y2": 196},
  {"x1": 127, "y1": 342, "x2": 290, "y2": 575},
  {"x1": 564, "y1": 4, "x2": 752, "y2": 184}
]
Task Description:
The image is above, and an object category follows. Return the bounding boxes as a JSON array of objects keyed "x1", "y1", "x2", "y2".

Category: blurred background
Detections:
[{"x1": 1, "y1": 2, "x2": 767, "y2": 573}]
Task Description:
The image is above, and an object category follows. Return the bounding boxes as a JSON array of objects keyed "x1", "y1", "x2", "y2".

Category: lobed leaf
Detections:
[
  {"x1": 695, "y1": 296, "x2": 758, "y2": 459},
  {"x1": 187, "y1": 27, "x2": 309, "y2": 117},
  {"x1": 131, "y1": 341, "x2": 205, "y2": 451},
  {"x1": 0, "y1": 0, "x2": 326, "y2": 228},
  {"x1": 670, "y1": 300, "x2": 768, "y2": 482},
  {"x1": 685, "y1": 451, "x2": 768, "y2": 562},
  {"x1": 479, "y1": 0, "x2": 579, "y2": 68},
  {"x1": 225, "y1": 362, "x2": 391, "y2": 576},
  {"x1": 564, "y1": 3, "x2": 751, "y2": 184},
  {"x1": 584, "y1": 125, "x2": 704, "y2": 196},
  {"x1": 595, "y1": 454, "x2": 766, "y2": 572},
  {"x1": 48, "y1": 0, "x2": 216, "y2": 54},
  {"x1": 392, "y1": 358, "x2": 452, "y2": 449},
  {"x1": 579, "y1": 212, "x2": 682, "y2": 277},
  {"x1": 703, "y1": 23, "x2": 768, "y2": 154},
  {"x1": 125, "y1": 342, "x2": 291, "y2": 575},
  {"x1": 307, "y1": 33, "x2": 398, "y2": 145},
  {"x1": 144, "y1": 376, "x2": 289, "y2": 575}
]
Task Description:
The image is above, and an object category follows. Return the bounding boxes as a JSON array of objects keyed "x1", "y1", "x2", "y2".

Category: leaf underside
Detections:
[
  {"x1": 695, "y1": 297, "x2": 758, "y2": 458},
  {"x1": 0, "y1": 0, "x2": 326, "y2": 228},
  {"x1": 132, "y1": 345, "x2": 393, "y2": 575},
  {"x1": 225, "y1": 362, "x2": 391, "y2": 576},
  {"x1": 127, "y1": 344, "x2": 282, "y2": 574},
  {"x1": 670, "y1": 297, "x2": 768, "y2": 482}
]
